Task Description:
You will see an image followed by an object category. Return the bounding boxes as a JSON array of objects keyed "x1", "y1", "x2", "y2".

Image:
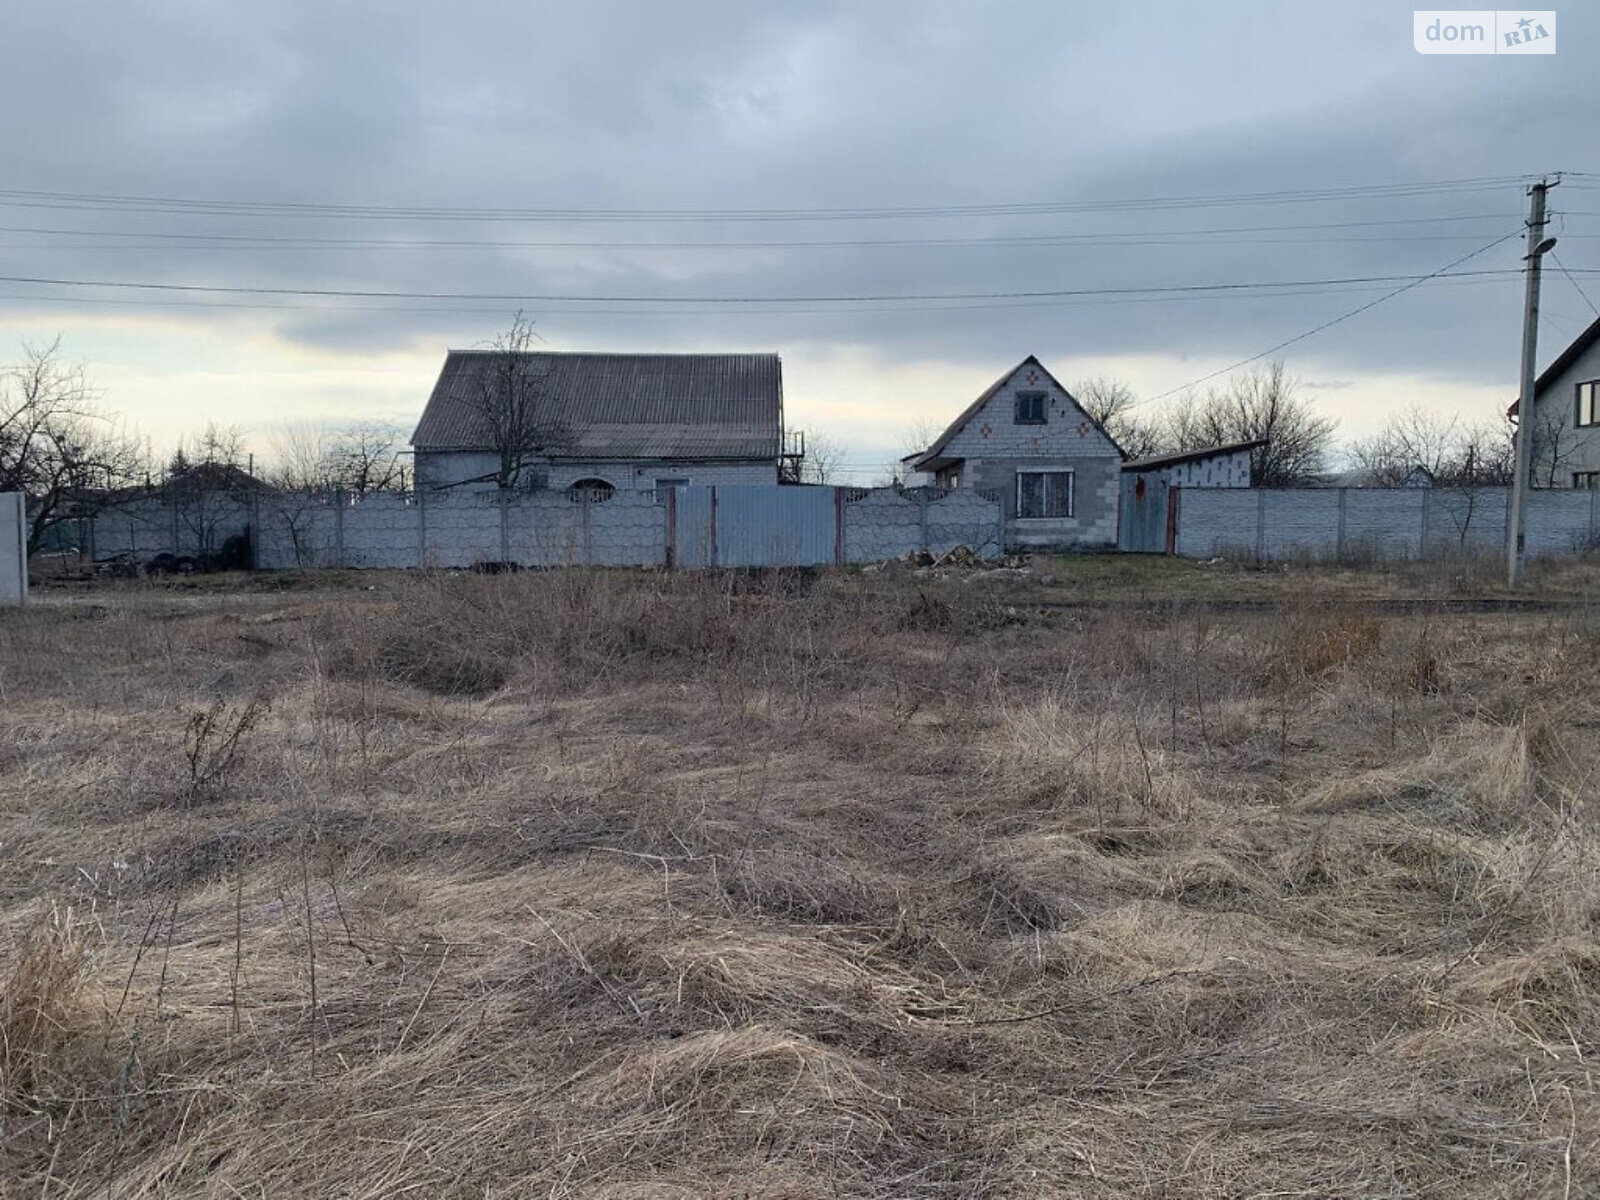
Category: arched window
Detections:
[{"x1": 567, "y1": 478, "x2": 616, "y2": 503}]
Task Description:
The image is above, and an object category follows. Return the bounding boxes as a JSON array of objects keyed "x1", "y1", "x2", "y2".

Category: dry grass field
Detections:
[{"x1": 4, "y1": 559, "x2": 1600, "y2": 1197}]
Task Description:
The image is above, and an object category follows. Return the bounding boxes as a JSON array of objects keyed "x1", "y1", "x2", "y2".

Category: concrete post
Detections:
[
  {"x1": 0, "y1": 493, "x2": 26, "y2": 606},
  {"x1": 335, "y1": 491, "x2": 346, "y2": 569},
  {"x1": 498, "y1": 492, "x2": 509, "y2": 565},
  {"x1": 418, "y1": 488, "x2": 427, "y2": 568},
  {"x1": 1255, "y1": 489, "x2": 1267, "y2": 563}
]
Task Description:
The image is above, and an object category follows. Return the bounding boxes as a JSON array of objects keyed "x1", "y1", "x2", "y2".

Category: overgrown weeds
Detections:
[{"x1": 3, "y1": 566, "x2": 1600, "y2": 1196}]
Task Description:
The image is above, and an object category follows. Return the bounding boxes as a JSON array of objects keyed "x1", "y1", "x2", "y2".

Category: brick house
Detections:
[{"x1": 907, "y1": 356, "x2": 1124, "y2": 550}]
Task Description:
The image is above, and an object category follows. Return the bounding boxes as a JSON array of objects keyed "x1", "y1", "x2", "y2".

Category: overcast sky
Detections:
[{"x1": 0, "y1": 1, "x2": 1593, "y2": 477}]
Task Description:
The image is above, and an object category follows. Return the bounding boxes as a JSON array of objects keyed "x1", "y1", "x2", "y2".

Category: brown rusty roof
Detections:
[{"x1": 411, "y1": 351, "x2": 782, "y2": 460}]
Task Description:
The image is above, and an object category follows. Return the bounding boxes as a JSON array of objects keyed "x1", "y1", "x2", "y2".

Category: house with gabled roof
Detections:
[
  {"x1": 410, "y1": 351, "x2": 791, "y2": 498},
  {"x1": 907, "y1": 355, "x2": 1125, "y2": 550},
  {"x1": 1507, "y1": 314, "x2": 1600, "y2": 488}
]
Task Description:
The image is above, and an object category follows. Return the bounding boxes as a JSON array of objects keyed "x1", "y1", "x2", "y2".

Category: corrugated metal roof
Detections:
[{"x1": 411, "y1": 351, "x2": 782, "y2": 460}]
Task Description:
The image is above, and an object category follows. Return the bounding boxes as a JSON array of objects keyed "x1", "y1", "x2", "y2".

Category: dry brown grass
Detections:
[{"x1": 2, "y1": 566, "x2": 1600, "y2": 1196}]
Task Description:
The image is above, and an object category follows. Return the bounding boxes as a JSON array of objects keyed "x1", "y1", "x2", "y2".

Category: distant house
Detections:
[
  {"x1": 410, "y1": 351, "x2": 791, "y2": 497},
  {"x1": 906, "y1": 356, "x2": 1123, "y2": 550},
  {"x1": 1509, "y1": 314, "x2": 1600, "y2": 487}
]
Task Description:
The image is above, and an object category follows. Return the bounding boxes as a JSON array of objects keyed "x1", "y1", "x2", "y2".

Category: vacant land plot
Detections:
[{"x1": 3, "y1": 561, "x2": 1599, "y2": 1197}]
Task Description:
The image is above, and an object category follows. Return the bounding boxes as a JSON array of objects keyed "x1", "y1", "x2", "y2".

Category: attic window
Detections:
[
  {"x1": 1014, "y1": 391, "x2": 1047, "y2": 425},
  {"x1": 1577, "y1": 381, "x2": 1600, "y2": 428},
  {"x1": 567, "y1": 478, "x2": 615, "y2": 503}
]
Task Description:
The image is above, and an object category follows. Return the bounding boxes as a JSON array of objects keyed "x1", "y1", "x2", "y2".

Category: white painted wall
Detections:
[
  {"x1": 0, "y1": 493, "x2": 26, "y2": 606},
  {"x1": 414, "y1": 450, "x2": 777, "y2": 493},
  {"x1": 1529, "y1": 334, "x2": 1600, "y2": 486}
]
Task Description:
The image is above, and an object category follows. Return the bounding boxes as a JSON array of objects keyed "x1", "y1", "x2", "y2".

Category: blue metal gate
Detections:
[
  {"x1": 1118, "y1": 473, "x2": 1173, "y2": 553},
  {"x1": 671, "y1": 486, "x2": 839, "y2": 568}
]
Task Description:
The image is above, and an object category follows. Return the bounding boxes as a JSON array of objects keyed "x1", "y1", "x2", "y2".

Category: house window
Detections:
[
  {"x1": 1016, "y1": 469, "x2": 1074, "y2": 519},
  {"x1": 567, "y1": 478, "x2": 615, "y2": 503},
  {"x1": 1578, "y1": 381, "x2": 1600, "y2": 428},
  {"x1": 1014, "y1": 391, "x2": 1047, "y2": 425},
  {"x1": 654, "y1": 477, "x2": 689, "y2": 503},
  {"x1": 1575, "y1": 472, "x2": 1600, "y2": 489}
]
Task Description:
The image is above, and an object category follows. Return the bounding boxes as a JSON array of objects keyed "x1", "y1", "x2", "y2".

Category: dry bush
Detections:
[{"x1": 0, "y1": 909, "x2": 105, "y2": 1110}]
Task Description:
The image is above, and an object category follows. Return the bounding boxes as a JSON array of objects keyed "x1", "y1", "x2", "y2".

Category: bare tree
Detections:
[
  {"x1": 799, "y1": 430, "x2": 847, "y2": 484},
  {"x1": 472, "y1": 313, "x2": 562, "y2": 489},
  {"x1": 0, "y1": 337, "x2": 145, "y2": 557},
  {"x1": 1164, "y1": 361, "x2": 1334, "y2": 486},
  {"x1": 1349, "y1": 409, "x2": 1513, "y2": 489},
  {"x1": 881, "y1": 419, "x2": 949, "y2": 485},
  {"x1": 165, "y1": 422, "x2": 258, "y2": 560},
  {"x1": 1348, "y1": 407, "x2": 1462, "y2": 486},
  {"x1": 1072, "y1": 375, "x2": 1162, "y2": 460},
  {"x1": 271, "y1": 420, "x2": 406, "y2": 494}
]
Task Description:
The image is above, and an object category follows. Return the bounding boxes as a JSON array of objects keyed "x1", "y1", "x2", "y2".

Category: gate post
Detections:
[
  {"x1": 709, "y1": 486, "x2": 718, "y2": 568},
  {"x1": 417, "y1": 486, "x2": 427, "y2": 568},
  {"x1": 664, "y1": 486, "x2": 677, "y2": 569},
  {"x1": 834, "y1": 487, "x2": 845, "y2": 566}
]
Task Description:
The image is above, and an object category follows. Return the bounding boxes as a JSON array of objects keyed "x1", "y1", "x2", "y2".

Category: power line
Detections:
[
  {"x1": 0, "y1": 210, "x2": 1531, "y2": 251},
  {"x1": 0, "y1": 271, "x2": 1521, "y2": 318},
  {"x1": 0, "y1": 266, "x2": 1539, "y2": 306},
  {"x1": 1136, "y1": 230, "x2": 1525, "y2": 406},
  {"x1": 0, "y1": 175, "x2": 1540, "y2": 223},
  {"x1": 1550, "y1": 249, "x2": 1600, "y2": 318}
]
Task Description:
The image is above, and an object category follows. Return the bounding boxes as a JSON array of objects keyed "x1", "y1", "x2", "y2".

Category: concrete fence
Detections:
[
  {"x1": 88, "y1": 484, "x2": 1004, "y2": 571},
  {"x1": 1174, "y1": 486, "x2": 1600, "y2": 561},
  {"x1": 1, "y1": 493, "x2": 25, "y2": 606}
]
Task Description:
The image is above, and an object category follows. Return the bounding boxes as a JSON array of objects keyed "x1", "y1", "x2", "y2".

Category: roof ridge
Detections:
[{"x1": 444, "y1": 349, "x2": 779, "y2": 358}]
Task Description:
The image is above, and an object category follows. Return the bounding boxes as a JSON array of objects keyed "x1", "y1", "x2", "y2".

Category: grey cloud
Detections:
[{"x1": 0, "y1": 0, "x2": 1591, "y2": 407}]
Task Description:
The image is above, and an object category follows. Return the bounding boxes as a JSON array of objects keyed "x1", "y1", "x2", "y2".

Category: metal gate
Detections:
[
  {"x1": 1118, "y1": 473, "x2": 1175, "y2": 553},
  {"x1": 671, "y1": 485, "x2": 839, "y2": 568}
]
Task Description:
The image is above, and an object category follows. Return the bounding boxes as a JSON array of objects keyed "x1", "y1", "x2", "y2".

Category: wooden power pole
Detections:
[{"x1": 1508, "y1": 177, "x2": 1555, "y2": 587}]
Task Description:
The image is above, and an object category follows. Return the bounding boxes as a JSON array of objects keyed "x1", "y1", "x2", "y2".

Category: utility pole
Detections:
[{"x1": 1507, "y1": 177, "x2": 1557, "y2": 588}]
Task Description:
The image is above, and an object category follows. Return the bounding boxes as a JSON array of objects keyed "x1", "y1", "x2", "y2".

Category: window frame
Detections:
[
  {"x1": 1015, "y1": 468, "x2": 1075, "y2": 519},
  {"x1": 566, "y1": 477, "x2": 616, "y2": 504},
  {"x1": 1577, "y1": 380, "x2": 1600, "y2": 429},
  {"x1": 1575, "y1": 471, "x2": 1600, "y2": 489},
  {"x1": 1013, "y1": 390, "x2": 1048, "y2": 425}
]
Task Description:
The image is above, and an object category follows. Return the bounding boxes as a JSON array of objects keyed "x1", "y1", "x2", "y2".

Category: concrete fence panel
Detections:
[
  {"x1": 1175, "y1": 485, "x2": 1600, "y2": 563},
  {"x1": 1, "y1": 493, "x2": 25, "y2": 606},
  {"x1": 1173, "y1": 489, "x2": 1260, "y2": 558},
  {"x1": 93, "y1": 483, "x2": 1003, "y2": 571}
]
